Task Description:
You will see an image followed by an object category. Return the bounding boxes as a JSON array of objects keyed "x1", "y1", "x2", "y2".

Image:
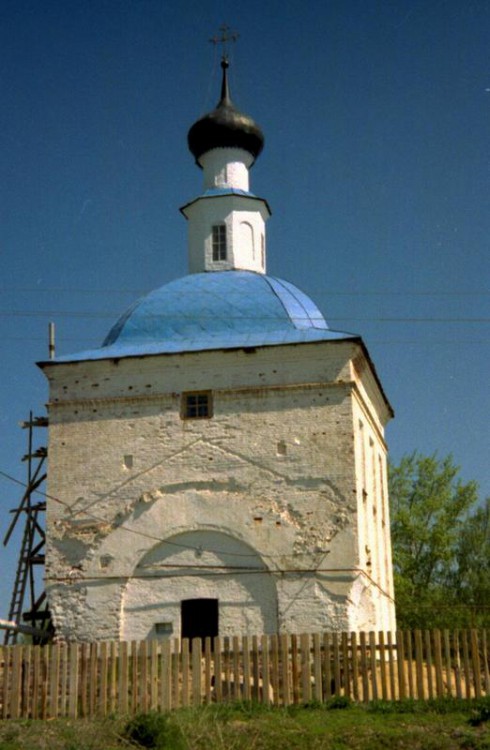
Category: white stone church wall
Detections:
[
  {"x1": 44, "y1": 341, "x2": 394, "y2": 641},
  {"x1": 350, "y1": 392, "x2": 396, "y2": 633}
]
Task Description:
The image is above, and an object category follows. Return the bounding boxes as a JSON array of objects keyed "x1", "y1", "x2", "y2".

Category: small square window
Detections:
[
  {"x1": 182, "y1": 391, "x2": 212, "y2": 419},
  {"x1": 155, "y1": 622, "x2": 173, "y2": 636}
]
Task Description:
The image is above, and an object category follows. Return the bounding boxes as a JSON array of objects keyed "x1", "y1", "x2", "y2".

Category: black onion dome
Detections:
[{"x1": 188, "y1": 60, "x2": 264, "y2": 166}]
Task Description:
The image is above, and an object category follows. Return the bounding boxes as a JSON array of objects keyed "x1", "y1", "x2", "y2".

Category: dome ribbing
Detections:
[
  {"x1": 50, "y1": 272, "x2": 356, "y2": 363},
  {"x1": 103, "y1": 272, "x2": 328, "y2": 348}
]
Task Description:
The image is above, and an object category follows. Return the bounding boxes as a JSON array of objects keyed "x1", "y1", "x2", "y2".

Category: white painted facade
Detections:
[
  {"x1": 182, "y1": 193, "x2": 269, "y2": 274},
  {"x1": 200, "y1": 147, "x2": 253, "y2": 191},
  {"x1": 181, "y1": 146, "x2": 270, "y2": 275}
]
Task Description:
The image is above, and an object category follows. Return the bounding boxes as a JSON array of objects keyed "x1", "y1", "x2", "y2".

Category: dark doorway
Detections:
[{"x1": 181, "y1": 598, "x2": 219, "y2": 645}]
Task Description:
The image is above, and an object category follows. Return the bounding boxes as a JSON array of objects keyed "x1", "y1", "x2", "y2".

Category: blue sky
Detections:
[{"x1": 0, "y1": 0, "x2": 488, "y2": 620}]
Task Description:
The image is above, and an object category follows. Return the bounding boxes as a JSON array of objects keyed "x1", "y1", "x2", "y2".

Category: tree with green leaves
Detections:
[
  {"x1": 450, "y1": 497, "x2": 490, "y2": 621},
  {"x1": 388, "y1": 452, "x2": 488, "y2": 629}
]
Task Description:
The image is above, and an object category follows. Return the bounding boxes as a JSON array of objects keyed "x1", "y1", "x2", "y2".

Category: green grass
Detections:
[{"x1": 0, "y1": 697, "x2": 488, "y2": 750}]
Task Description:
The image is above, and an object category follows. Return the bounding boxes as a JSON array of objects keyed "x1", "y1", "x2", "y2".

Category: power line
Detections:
[
  {"x1": 0, "y1": 310, "x2": 489, "y2": 323},
  {"x1": 44, "y1": 566, "x2": 392, "y2": 584},
  {"x1": 0, "y1": 466, "x2": 395, "y2": 603},
  {"x1": 0, "y1": 288, "x2": 148, "y2": 294},
  {"x1": 1, "y1": 287, "x2": 489, "y2": 296},
  {"x1": 0, "y1": 311, "x2": 117, "y2": 319},
  {"x1": 0, "y1": 468, "x2": 325, "y2": 562},
  {"x1": 42, "y1": 569, "x2": 395, "y2": 604}
]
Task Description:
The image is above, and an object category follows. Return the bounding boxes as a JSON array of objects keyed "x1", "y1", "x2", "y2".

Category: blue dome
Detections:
[{"x1": 55, "y1": 271, "x2": 355, "y2": 363}]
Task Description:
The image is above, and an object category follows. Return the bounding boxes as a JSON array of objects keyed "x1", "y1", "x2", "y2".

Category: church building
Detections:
[{"x1": 40, "y1": 52, "x2": 396, "y2": 642}]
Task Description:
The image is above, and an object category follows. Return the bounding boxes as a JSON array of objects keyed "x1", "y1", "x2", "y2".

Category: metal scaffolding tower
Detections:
[{"x1": 3, "y1": 412, "x2": 53, "y2": 644}]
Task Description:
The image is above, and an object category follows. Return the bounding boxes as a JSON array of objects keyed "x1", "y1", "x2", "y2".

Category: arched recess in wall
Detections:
[
  {"x1": 238, "y1": 221, "x2": 254, "y2": 261},
  {"x1": 120, "y1": 529, "x2": 277, "y2": 641}
]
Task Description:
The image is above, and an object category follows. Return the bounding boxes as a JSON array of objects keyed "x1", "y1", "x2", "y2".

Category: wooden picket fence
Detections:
[{"x1": 1, "y1": 629, "x2": 489, "y2": 719}]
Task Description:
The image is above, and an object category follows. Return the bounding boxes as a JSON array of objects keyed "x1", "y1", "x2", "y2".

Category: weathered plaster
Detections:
[{"x1": 43, "y1": 341, "x2": 396, "y2": 641}]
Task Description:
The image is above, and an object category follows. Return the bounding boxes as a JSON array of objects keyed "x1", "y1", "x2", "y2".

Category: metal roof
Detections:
[
  {"x1": 180, "y1": 188, "x2": 272, "y2": 217},
  {"x1": 52, "y1": 271, "x2": 357, "y2": 363}
]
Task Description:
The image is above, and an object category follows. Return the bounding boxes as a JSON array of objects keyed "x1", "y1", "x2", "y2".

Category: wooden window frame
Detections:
[
  {"x1": 212, "y1": 224, "x2": 227, "y2": 261},
  {"x1": 181, "y1": 391, "x2": 213, "y2": 420}
]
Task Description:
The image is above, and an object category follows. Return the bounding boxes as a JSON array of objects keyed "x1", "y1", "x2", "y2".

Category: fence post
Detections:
[
  {"x1": 424, "y1": 630, "x2": 434, "y2": 699},
  {"x1": 203, "y1": 637, "x2": 212, "y2": 705},
  {"x1": 290, "y1": 634, "x2": 299, "y2": 704},
  {"x1": 89, "y1": 642, "x2": 98, "y2": 716},
  {"x1": 118, "y1": 641, "x2": 129, "y2": 715},
  {"x1": 271, "y1": 634, "x2": 280, "y2": 705},
  {"x1": 109, "y1": 641, "x2": 117, "y2": 715},
  {"x1": 396, "y1": 630, "x2": 406, "y2": 700},
  {"x1": 32, "y1": 646, "x2": 41, "y2": 719},
  {"x1": 0, "y1": 646, "x2": 4, "y2": 719},
  {"x1": 172, "y1": 638, "x2": 180, "y2": 709},
  {"x1": 387, "y1": 631, "x2": 396, "y2": 700},
  {"x1": 369, "y1": 631, "x2": 378, "y2": 701},
  {"x1": 140, "y1": 640, "x2": 149, "y2": 713},
  {"x1": 2, "y1": 646, "x2": 11, "y2": 719},
  {"x1": 192, "y1": 638, "x2": 202, "y2": 706},
  {"x1": 404, "y1": 631, "x2": 414, "y2": 699},
  {"x1": 68, "y1": 643, "x2": 79, "y2": 719},
  {"x1": 149, "y1": 640, "x2": 158, "y2": 710},
  {"x1": 359, "y1": 631, "x2": 369, "y2": 702},
  {"x1": 323, "y1": 633, "x2": 331, "y2": 700},
  {"x1": 59, "y1": 643, "x2": 68, "y2": 718},
  {"x1": 213, "y1": 636, "x2": 222, "y2": 703},
  {"x1": 433, "y1": 630, "x2": 444, "y2": 698},
  {"x1": 313, "y1": 633, "x2": 323, "y2": 703},
  {"x1": 378, "y1": 631, "x2": 387, "y2": 700},
  {"x1": 99, "y1": 641, "x2": 109, "y2": 717},
  {"x1": 10, "y1": 645, "x2": 23, "y2": 719},
  {"x1": 443, "y1": 630, "x2": 452, "y2": 697},
  {"x1": 160, "y1": 640, "x2": 171, "y2": 711},
  {"x1": 242, "y1": 635, "x2": 251, "y2": 702},
  {"x1": 482, "y1": 630, "x2": 490, "y2": 696},
  {"x1": 181, "y1": 638, "x2": 190, "y2": 707},
  {"x1": 350, "y1": 632, "x2": 359, "y2": 702},
  {"x1": 223, "y1": 637, "x2": 231, "y2": 700},
  {"x1": 41, "y1": 647, "x2": 49, "y2": 719},
  {"x1": 49, "y1": 643, "x2": 60, "y2": 719},
  {"x1": 129, "y1": 640, "x2": 137, "y2": 714},
  {"x1": 470, "y1": 630, "x2": 482, "y2": 699},
  {"x1": 252, "y1": 635, "x2": 260, "y2": 702},
  {"x1": 332, "y1": 633, "x2": 341, "y2": 697},
  {"x1": 233, "y1": 635, "x2": 240, "y2": 703},
  {"x1": 2, "y1": 647, "x2": 10, "y2": 719},
  {"x1": 22, "y1": 644, "x2": 32, "y2": 719},
  {"x1": 300, "y1": 634, "x2": 311, "y2": 703},
  {"x1": 77, "y1": 643, "x2": 86, "y2": 718},
  {"x1": 414, "y1": 630, "x2": 424, "y2": 700},
  {"x1": 342, "y1": 632, "x2": 351, "y2": 699},
  {"x1": 280, "y1": 633, "x2": 290, "y2": 706},
  {"x1": 462, "y1": 630, "x2": 471, "y2": 699},
  {"x1": 453, "y1": 630, "x2": 462, "y2": 700},
  {"x1": 262, "y1": 634, "x2": 271, "y2": 705}
]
